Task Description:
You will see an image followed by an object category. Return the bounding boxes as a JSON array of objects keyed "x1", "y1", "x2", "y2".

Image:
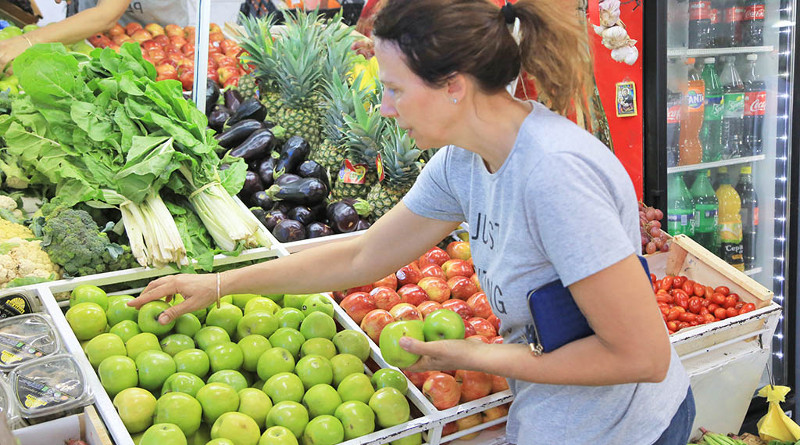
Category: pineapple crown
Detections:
[
  {"x1": 237, "y1": 13, "x2": 277, "y2": 91},
  {"x1": 379, "y1": 125, "x2": 422, "y2": 186},
  {"x1": 322, "y1": 70, "x2": 369, "y2": 144},
  {"x1": 343, "y1": 88, "x2": 387, "y2": 164}
]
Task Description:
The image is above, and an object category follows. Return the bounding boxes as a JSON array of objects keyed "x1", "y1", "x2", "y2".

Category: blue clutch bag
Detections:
[{"x1": 524, "y1": 256, "x2": 651, "y2": 355}]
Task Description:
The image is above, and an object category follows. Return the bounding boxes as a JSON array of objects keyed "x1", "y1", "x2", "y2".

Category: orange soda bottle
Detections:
[{"x1": 679, "y1": 58, "x2": 705, "y2": 165}]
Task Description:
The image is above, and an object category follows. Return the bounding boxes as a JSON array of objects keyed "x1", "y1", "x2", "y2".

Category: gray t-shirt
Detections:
[
  {"x1": 70, "y1": 0, "x2": 195, "y2": 27},
  {"x1": 403, "y1": 101, "x2": 690, "y2": 444}
]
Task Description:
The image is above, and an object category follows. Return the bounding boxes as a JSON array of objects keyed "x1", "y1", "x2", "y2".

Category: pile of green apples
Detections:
[{"x1": 64, "y1": 284, "x2": 424, "y2": 445}]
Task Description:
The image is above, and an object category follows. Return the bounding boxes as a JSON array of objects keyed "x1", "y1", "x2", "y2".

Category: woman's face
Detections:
[{"x1": 374, "y1": 39, "x2": 456, "y2": 149}]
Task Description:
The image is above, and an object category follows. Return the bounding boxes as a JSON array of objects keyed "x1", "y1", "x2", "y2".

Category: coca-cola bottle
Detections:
[
  {"x1": 742, "y1": 0, "x2": 765, "y2": 46},
  {"x1": 667, "y1": 91, "x2": 682, "y2": 168},
  {"x1": 723, "y1": 0, "x2": 744, "y2": 47},
  {"x1": 742, "y1": 54, "x2": 766, "y2": 155},
  {"x1": 720, "y1": 56, "x2": 744, "y2": 159},
  {"x1": 735, "y1": 166, "x2": 759, "y2": 270},
  {"x1": 689, "y1": 1, "x2": 714, "y2": 48},
  {"x1": 709, "y1": 0, "x2": 724, "y2": 48}
]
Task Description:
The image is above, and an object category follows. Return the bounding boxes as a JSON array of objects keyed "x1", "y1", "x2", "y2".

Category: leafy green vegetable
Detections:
[{"x1": 5, "y1": 274, "x2": 56, "y2": 288}]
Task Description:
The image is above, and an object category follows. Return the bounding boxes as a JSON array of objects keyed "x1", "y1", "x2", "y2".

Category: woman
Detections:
[{"x1": 131, "y1": 0, "x2": 694, "y2": 443}]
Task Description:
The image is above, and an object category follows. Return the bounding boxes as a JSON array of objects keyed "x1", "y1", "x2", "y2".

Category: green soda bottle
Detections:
[
  {"x1": 690, "y1": 170, "x2": 719, "y2": 251},
  {"x1": 667, "y1": 174, "x2": 695, "y2": 236}
]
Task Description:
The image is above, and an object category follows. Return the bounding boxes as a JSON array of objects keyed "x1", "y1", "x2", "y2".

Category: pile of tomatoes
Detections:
[{"x1": 651, "y1": 274, "x2": 757, "y2": 334}]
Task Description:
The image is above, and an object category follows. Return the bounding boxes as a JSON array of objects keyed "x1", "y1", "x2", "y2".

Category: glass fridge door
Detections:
[{"x1": 663, "y1": 0, "x2": 795, "y2": 384}]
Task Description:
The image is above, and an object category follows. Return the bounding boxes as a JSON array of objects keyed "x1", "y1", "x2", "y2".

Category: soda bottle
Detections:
[
  {"x1": 735, "y1": 166, "x2": 759, "y2": 270},
  {"x1": 691, "y1": 170, "x2": 719, "y2": 252},
  {"x1": 712, "y1": 166, "x2": 728, "y2": 191},
  {"x1": 689, "y1": 1, "x2": 714, "y2": 48},
  {"x1": 723, "y1": 0, "x2": 744, "y2": 47},
  {"x1": 679, "y1": 60, "x2": 705, "y2": 165},
  {"x1": 700, "y1": 58, "x2": 724, "y2": 161},
  {"x1": 716, "y1": 169, "x2": 745, "y2": 270},
  {"x1": 709, "y1": 0, "x2": 724, "y2": 48},
  {"x1": 720, "y1": 56, "x2": 744, "y2": 159},
  {"x1": 742, "y1": 54, "x2": 766, "y2": 155},
  {"x1": 668, "y1": 174, "x2": 695, "y2": 236},
  {"x1": 667, "y1": 91, "x2": 682, "y2": 167},
  {"x1": 741, "y1": 0, "x2": 765, "y2": 46}
]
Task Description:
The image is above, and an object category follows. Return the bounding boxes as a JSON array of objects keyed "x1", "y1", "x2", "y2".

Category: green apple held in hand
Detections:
[
  {"x1": 136, "y1": 350, "x2": 176, "y2": 391},
  {"x1": 138, "y1": 301, "x2": 175, "y2": 336},
  {"x1": 238, "y1": 388, "x2": 272, "y2": 430},
  {"x1": 301, "y1": 294, "x2": 335, "y2": 318},
  {"x1": 244, "y1": 297, "x2": 280, "y2": 315},
  {"x1": 169, "y1": 294, "x2": 208, "y2": 323},
  {"x1": 302, "y1": 415, "x2": 344, "y2": 445},
  {"x1": 236, "y1": 311, "x2": 279, "y2": 340},
  {"x1": 160, "y1": 334, "x2": 195, "y2": 356},
  {"x1": 154, "y1": 392, "x2": 202, "y2": 436},
  {"x1": 259, "y1": 426, "x2": 298, "y2": 445},
  {"x1": 139, "y1": 423, "x2": 187, "y2": 445},
  {"x1": 266, "y1": 401, "x2": 309, "y2": 439},
  {"x1": 379, "y1": 320, "x2": 425, "y2": 368},
  {"x1": 371, "y1": 368, "x2": 408, "y2": 395},
  {"x1": 174, "y1": 314, "x2": 202, "y2": 338},
  {"x1": 239, "y1": 335, "x2": 272, "y2": 372},
  {"x1": 66, "y1": 302, "x2": 107, "y2": 340},
  {"x1": 113, "y1": 387, "x2": 157, "y2": 433},
  {"x1": 264, "y1": 372, "x2": 305, "y2": 404},
  {"x1": 99, "y1": 355, "x2": 138, "y2": 397},
  {"x1": 206, "y1": 303, "x2": 244, "y2": 337},
  {"x1": 269, "y1": 328, "x2": 306, "y2": 359},
  {"x1": 330, "y1": 353, "x2": 364, "y2": 387},
  {"x1": 276, "y1": 307, "x2": 305, "y2": 330},
  {"x1": 369, "y1": 387, "x2": 410, "y2": 428},
  {"x1": 106, "y1": 295, "x2": 138, "y2": 326},
  {"x1": 70, "y1": 284, "x2": 108, "y2": 310},
  {"x1": 295, "y1": 354, "x2": 333, "y2": 390},
  {"x1": 208, "y1": 370, "x2": 250, "y2": 392},
  {"x1": 301, "y1": 384, "x2": 341, "y2": 418},
  {"x1": 257, "y1": 347, "x2": 295, "y2": 382},
  {"x1": 110, "y1": 320, "x2": 141, "y2": 343},
  {"x1": 332, "y1": 330, "x2": 370, "y2": 362},
  {"x1": 206, "y1": 341, "x2": 244, "y2": 373},
  {"x1": 334, "y1": 400, "x2": 375, "y2": 440},
  {"x1": 336, "y1": 373, "x2": 374, "y2": 404},
  {"x1": 196, "y1": 382, "x2": 240, "y2": 425},
  {"x1": 126, "y1": 332, "x2": 161, "y2": 360},
  {"x1": 161, "y1": 372, "x2": 205, "y2": 398},
  {"x1": 422, "y1": 309, "x2": 465, "y2": 341},
  {"x1": 300, "y1": 338, "x2": 337, "y2": 360},
  {"x1": 299, "y1": 312, "x2": 336, "y2": 340},
  {"x1": 173, "y1": 349, "x2": 210, "y2": 378},
  {"x1": 194, "y1": 326, "x2": 231, "y2": 351},
  {"x1": 85, "y1": 333, "x2": 127, "y2": 368},
  {"x1": 211, "y1": 412, "x2": 261, "y2": 445}
]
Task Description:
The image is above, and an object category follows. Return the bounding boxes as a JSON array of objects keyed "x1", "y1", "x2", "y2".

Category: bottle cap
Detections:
[
  {"x1": 741, "y1": 166, "x2": 752, "y2": 174},
  {"x1": 704, "y1": 57, "x2": 716, "y2": 64},
  {"x1": 746, "y1": 54, "x2": 758, "y2": 61}
]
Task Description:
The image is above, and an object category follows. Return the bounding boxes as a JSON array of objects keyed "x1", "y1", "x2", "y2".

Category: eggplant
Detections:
[
  {"x1": 226, "y1": 98, "x2": 267, "y2": 127},
  {"x1": 223, "y1": 88, "x2": 243, "y2": 113},
  {"x1": 250, "y1": 190, "x2": 275, "y2": 210},
  {"x1": 241, "y1": 171, "x2": 264, "y2": 196},
  {"x1": 264, "y1": 210, "x2": 287, "y2": 231},
  {"x1": 338, "y1": 198, "x2": 372, "y2": 217},
  {"x1": 287, "y1": 206, "x2": 314, "y2": 225},
  {"x1": 309, "y1": 202, "x2": 328, "y2": 221},
  {"x1": 297, "y1": 160, "x2": 330, "y2": 191},
  {"x1": 205, "y1": 79, "x2": 220, "y2": 114},
  {"x1": 262, "y1": 120, "x2": 277, "y2": 130},
  {"x1": 215, "y1": 119, "x2": 263, "y2": 149},
  {"x1": 355, "y1": 219, "x2": 371, "y2": 231},
  {"x1": 326, "y1": 201, "x2": 359, "y2": 233},
  {"x1": 271, "y1": 202, "x2": 292, "y2": 215},
  {"x1": 272, "y1": 219, "x2": 307, "y2": 243},
  {"x1": 266, "y1": 177, "x2": 328, "y2": 206},
  {"x1": 230, "y1": 129, "x2": 277, "y2": 162},
  {"x1": 257, "y1": 156, "x2": 278, "y2": 188},
  {"x1": 251, "y1": 207, "x2": 269, "y2": 228},
  {"x1": 274, "y1": 136, "x2": 311, "y2": 178},
  {"x1": 275, "y1": 173, "x2": 301, "y2": 186},
  {"x1": 208, "y1": 106, "x2": 231, "y2": 133},
  {"x1": 306, "y1": 222, "x2": 334, "y2": 239}
]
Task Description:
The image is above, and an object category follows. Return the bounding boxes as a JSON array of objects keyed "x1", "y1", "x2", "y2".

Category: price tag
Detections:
[{"x1": 339, "y1": 160, "x2": 368, "y2": 184}]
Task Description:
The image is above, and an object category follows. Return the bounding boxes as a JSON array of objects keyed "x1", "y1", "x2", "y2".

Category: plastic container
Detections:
[
  {"x1": 8, "y1": 354, "x2": 93, "y2": 424},
  {"x1": 0, "y1": 314, "x2": 61, "y2": 372},
  {"x1": 0, "y1": 288, "x2": 41, "y2": 319},
  {"x1": 0, "y1": 374, "x2": 24, "y2": 429}
]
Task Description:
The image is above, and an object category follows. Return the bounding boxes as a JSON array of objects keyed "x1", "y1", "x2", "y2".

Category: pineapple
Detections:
[
  {"x1": 237, "y1": 73, "x2": 258, "y2": 100},
  {"x1": 367, "y1": 125, "x2": 422, "y2": 220},
  {"x1": 236, "y1": 14, "x2": 282, "y2": 118}
]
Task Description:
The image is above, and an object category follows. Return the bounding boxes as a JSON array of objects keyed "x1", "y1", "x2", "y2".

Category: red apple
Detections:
[
  {"x1": 210, "y1": 52, "x2": 228, "y2": 64},
  {"x1": 340, "y1": 292, "x2": 376, "y2": 324},
  {"x1": 467, "y1": 317, "x2": 497, "y2": 337},
  {"x1": 491, "y1": 375, "x2": 510, "y2": 393},
  {"x1": 455, "y1": 413, "x2": 482, "y2": 440},
  {"x1": 397, "y1": 284, "x2": 428, "y2": 307},
  {"x1": 420, "y1": 264, "x2": 445, "y2": 280},
  {"x1": 220, "y1": 39, "x2": 238, "y2": 54},
  {"x1": 149, "y1": 49, "x2": 166, "y2": 66},
  {"x1": 217, "y1": 66, "x2": 238, "y2": 84},
  {"x1": 209, "y1": 31, "x2": 225, "y2": 44},
  {"x1": 347, "y1": 284, "x2": 373, "y2": 295},
  {"x1": 463, "y1": 323, "x2": 476, "y2": 338},
  {"x1": 447, "y1": 276, "x2": 479, "y2": 300},
  {"x1": 466, "y1": 335, "x2": 490, "y2": 343},
  {"x1": 130, "y1": 29, "x2": 153, "y2": 43},
  {"x1": 487, "y1": 314, "x2": 501, "y2": 333},
  {"x1": 167, "y1": 35, "x2": 187, "y2": 48},
  {"x1": 417, "y1": 277, "x2": 450, "y2": 303},
  {"x1": 422, "y1": 372, "x2": 460, "y2": 410},
  {"x1": 217, "y1": 56, "x2": 238, "y2": 69},
  {"x1": 403, "y1": 370, "x2": 431, "y2": 389},
  {"x1": 396, "y1": 263, "x2": 422, "y2": 287},
  {"x1": 482, "y1": 404, "x2": 509, "y2": 430},
  {"x1": 418, "y1": 247, "x2": 450, "y2": 268},
  {"x1": 332, "y1": 290, "x2": 347, "y2": 303},
  {"x1": 108, "y1": 44, "x2": 121, "y2": 52},
  {"x1": 456, "y1": 370, "x2": 492, "y2": 402},
  {"x1": 165, "y1": 24, "x2": 183, "y2": 37},
  {"x1": 144, "y1": 23, "x2": 165, "y2": 37},
  {"x1": 417, "y1": 301, "x2": 443, "y2": 319},
  {"x1": 372, "y1": 274, "x2": 398, "y2": 291},
  {"x1": 370, "y1": 287, "x2": 401, "y2": 311},
  {"x1": 360, "y1": 309, "x2": 395, "y2": 343},
  {"x1": 111, "y1": 34, "x2": 131, "y2": 45},
  {"x1": 442, "y1": 299, "x2": 473, "y2": 321},
  {"x1": 465, "y1": 292, "x2": 493, "y2": 319},
  {"x1": 178, "y1": 68, "x2": 194, "y2": 91},
  {"x1": 446, "y1": 241, "x2": 472, "y2": 260},
  {"x1": 141, "y1": 39, "x2": 160, "y2": 51},
  {"x1": 487, "y1": 336, "x2": 503, "y2": 344},
  {"x1": 181, "y1": 43, "x2": 195, "y2": 57},
  {"x1": 125, "y1": 22, "x2": 143, "y2": 36},
  {"x1": 389, "y1": 303, "x2": 423, "y2": 322},
  {"x1": 151, "y1": 34, "x2": 170, "y2": 47},
  {"x1": 470, "y1": 273, "x2": 482, "y2": 291},
  {"x1": 442, "y1": 422, "x2": 458, "y2": 436},
  {"x1": 184, "y1": 25, "x2": 196, "y2": 37},
  {"x1": 155, "y1": 64, "x2": 178, "y2": 81},
  {"x1": 107, "y1": 23, "x2": 125, "y2": 36},
  {"x1": 441, "y1": 259, "x2": 474, "y2": 280},
  {"x1": 207, "y1": 58, "x2": 219, "y2": 71},
  {"x1": 206, "y1": 67, "x2": 219, "y2": 84}
]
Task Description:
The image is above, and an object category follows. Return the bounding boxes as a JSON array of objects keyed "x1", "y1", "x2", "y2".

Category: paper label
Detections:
[
  {"x1": 744, "y1": 4, "x2": 765, "y2": 20},
  {"x1": 339, "y1": 160, "x2": 367, "y2": 185},
  {"x1": 376, "y1": 154, "x2": 385, "y2": 182},
  {"x1": 725, "y1": 6, "x2": 744, "y2": 23},
  {"x1": 690, "y1": 1, "x2": 711, "y2": 20},
  {"x1": 744, "y1": 91, "x2": 766, "y2": 116}
]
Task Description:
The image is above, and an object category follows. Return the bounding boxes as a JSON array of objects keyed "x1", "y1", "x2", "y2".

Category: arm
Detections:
[
  {"x1": 129, "y1": 203, "x2": 461, "y2": 323},
  {"x1": 402, "y1": 254, "x2": 671, "y2": 385},
  {"x1": 0, "y1": 0, "x2": 129, "y2": 69}
]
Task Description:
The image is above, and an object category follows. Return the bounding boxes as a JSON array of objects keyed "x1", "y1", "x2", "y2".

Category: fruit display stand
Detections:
[{"x1": 13, "y1": 405, "x2": 113, "y2": 445}]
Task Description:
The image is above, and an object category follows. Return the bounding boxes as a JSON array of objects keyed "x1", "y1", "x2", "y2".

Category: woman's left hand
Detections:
[{"x1": 399, "y1": 337, "x2": 485, "y2": 373}]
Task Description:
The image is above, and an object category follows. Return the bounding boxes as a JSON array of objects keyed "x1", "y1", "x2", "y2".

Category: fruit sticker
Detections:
[
  {"x1": 339, "y1": 160, "x2": 368, "y2": 185},
  {"x1": 376, "y1": 154, "x2": 385, "y2": 182}
]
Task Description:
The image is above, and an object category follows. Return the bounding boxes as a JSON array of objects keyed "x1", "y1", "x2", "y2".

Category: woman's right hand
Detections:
[{"x1": 128, "y1": 273, "x2": 219, "y2": 325}]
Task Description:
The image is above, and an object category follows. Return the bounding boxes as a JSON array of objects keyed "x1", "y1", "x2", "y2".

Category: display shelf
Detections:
[
  {"x1": 667, "y1": 155, "x2": 767, "y2": 174},
  {"x1": 667, "y1": 45, "x2": 774, "y2": 58},
  {"x1": 744, "y1": 267, "x2": 763, "y2": 277}
]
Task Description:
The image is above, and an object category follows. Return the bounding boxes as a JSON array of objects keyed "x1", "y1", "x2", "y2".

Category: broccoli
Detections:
[{"x1": 40, "y1": 208, "x2": 138, "y2": 277}]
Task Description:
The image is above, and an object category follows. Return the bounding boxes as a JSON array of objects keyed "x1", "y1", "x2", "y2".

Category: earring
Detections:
[{"x1": 452, "y1": 98, "x2": 458, "y2": 104}]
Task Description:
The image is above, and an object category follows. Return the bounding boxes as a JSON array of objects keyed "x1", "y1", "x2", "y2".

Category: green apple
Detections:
[
  {"x1": 186, "y1": 424, "x2": 210, "y2": 445},
  {"x1": 302, "y1": 415, "x2": 344, "y2": 445},
  {"x1": 211, "y1": 412, "x2": 261, "y2": 445},
  {"x1": 139, "y1": 423, "x2": 187, "y2": 445},
  {"x1": 208, "y1": 370, "x2": 250, "y2": 392},
  {"x1": 170, "y1": 295, "x2": 208, "y2": 324},
  {"x1": 173, "y1": 349, "x2": 210, "y2": 378},
  {"x1": 85, "y1": 333, "x2": 127, "y2": 368},
  {"x1": 301, "y1": 384, "x2": 341, "y2": 418},
  {"x1": 391, "y1": 433, "x2": 422, "y2": 445},
  {"x1": 110, "y1": 320, "x2": 142, "y2": 343},
  {"x1": 138, "y1": 301, "x2": 175, "y2": 337},
  {"x1": 329, "y1": 354, "x2": 364, "y2": 387},
  {"x1": 136, "y1": 350, "x2": 176, "y2": 391},
  {"x1": 132, "y1": 432, "x2": 144, "y2": 444},
  {"x1": 256, "y1": 347, "x2": 295, "y2": 381},
  {"x1": 238, "y1": 387, "x2": 272, "y2": 430},
  {"x1": 334, "y1": 401, "x2": 375, "y2": 440},
  {"x1": 175, "y1": 314, "x2": 202, "y2": 338},
  {"x1": 236, "y1": 312, "x2": 279, "y2": 340},
  {"x1": 266, "y1": 401, "x2": 309, "y2": 439},
  {"x1": 299, "y1": 338, "x2": 336, "y2": 360},
  {"x1": 370, "y1": 368, "x2": 408, "y2": 395},
  {"x1": 207, "y1": 440, "x2": 235, "y2": 445},
  {"x1": 154, "y1": 392, "x2": 202, "y2": 436},
  {"x1": 230, "y1": 293, "x2": 261, "y2": 309},
  {"x1": 379, "y1": 321, "x2": 424, "y2": 368},
  {"x1": 206, "y1": 342, "x2": 244, "y2": 373},
  {"x1": 113, "y1": 387, "x2": 157, "y2": 433},
  {"x1": 422, "y1": 309, "x2": 465, "y2": 341},
  {"x1": 259, "y1": 426, "x2": 298, "y2": 445},
  {"x1": 98, "y1": 355, "x2": 138, "y2": 397},
  {"x1": 70, "y1": 284, "x2": 108, "y2": 310},
  {"x1": 66, "y1": 302, "x2": 107, "y2": 340},
  {"x1": 196, "y1": 382, "x2": 240, "y2": 425},
  {"x1": 126, "y1": 332, "x2": 161, "y2": 360},
  {"x1": 269, "y1": 328, "x2": 306, "y2": 359},
  {"x1": 332, "y1": 330, "x2": 370, "y2": 362},
  {"x1": 244, "y1": 297, "x2": 281, "y2": 315},
  {"x1": 300, "y1": 294, "x2": 335, "y2": 318},
  {"x1": 252, "y1": 379, "x2": 265, "y2": 389},
  {"x1": 239, "y1": 335, "x2": 272, "y2": 372},
  {"x1": 276, "y1": 308, "x2": 305, "y2": 330},
  {"x1": 206, "y1": 303, "x2": 244, "y2": 337},
  {"x1": 299, "y1": 312, "x2": 336, "y2": 340},
  {"x1": 161, "y1": 372, "x2": 205, "y2": 398},
  {"x1": 194, "y1": 326, "x2": 231, "y2": 351},
  {"x1": 106, "y1": 295, "x2": 138, "y2": 326},
  {"x1": 294, "y1": 355, "x2": 333, "y2": 390},
  {"x1": 368, "y1": 387, "x2": 410, "y2": 428},
  {"x1": 160, "y1": 334, "x2": 195, "y2": 356},
  {"x1": 336, "y1": 373, "x2": 374, "y2": 404},
  {"x1": 263, "y1": 372, "x2": 305, "y2": 404},
  {"x1": 282, "y1": 294, "x2": 309, "y2": 310}
]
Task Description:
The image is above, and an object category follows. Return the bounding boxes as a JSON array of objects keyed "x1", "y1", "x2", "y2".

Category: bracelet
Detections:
[
  {"x1": 215, "y1": 272, "x2": 221, "y2": 309},
  {"x1": 21, "y1": 34, "x2": 33, "y2": 48}
]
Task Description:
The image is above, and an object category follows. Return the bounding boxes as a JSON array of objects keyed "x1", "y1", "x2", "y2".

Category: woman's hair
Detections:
[{"x1": 372, "y1": 0, "x2": 591, "y2": 114}]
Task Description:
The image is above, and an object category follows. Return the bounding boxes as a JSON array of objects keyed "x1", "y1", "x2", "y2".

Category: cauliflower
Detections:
[
  {"x1": 0, "y1": 195, "x2": 24, "y2": 223},
  {"x1": 0, "y1": 237, "x2": 61, "y2": 288},
  {"x1": 0, "y1": 218, "x2": 33, "y2": 243}
]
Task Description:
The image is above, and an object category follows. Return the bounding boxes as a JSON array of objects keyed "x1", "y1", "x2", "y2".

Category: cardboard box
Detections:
[{"x1": 13, "y1": 406, "x2": 112, "y2": 445}]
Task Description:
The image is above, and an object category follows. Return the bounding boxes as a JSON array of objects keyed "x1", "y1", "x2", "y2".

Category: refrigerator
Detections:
[{"x1": 642, "y1": 0, "x2": 796, "y2": 397}]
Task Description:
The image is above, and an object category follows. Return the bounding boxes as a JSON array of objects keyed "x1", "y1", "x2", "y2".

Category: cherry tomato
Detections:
[
  {"x1": 704, "y1": 313, "x2": 716, "y2": 323},
  {"x1": 728, "y1": 293, "x2": 740, "y2": 303},
  {"x1": 674, "y1": 293, "x2": 690, "y2": 310},
  {"x1": 740, "y1": 303, "x2": 756, "y2": 314},
  {"x1": 677, "y1": 321, "x2": 690, "y2": 329},
  {"x1": 699, "y1": 307, "x2": 710, "y2": 316},
  {"x1": 679, "y1": 312, "x2": 695, "y2": 323},
  {"x1": 659, "y1": 276, "x2": 675, "y2": 291},
  {"x1": 735, "y1": 302, "x2": 744, "y2": 310},
  {"x1": 682, "y1": 280, "x2": 695, "y2": 295},
  {"x1": 708, "y1": 303, "x2": 720, "y2": 313},
  {"x1": 714, "y1": 286, "x2": 730, "y2": 296},
  {"x1": 701, "y1": 298, "x2": 711, "y2": 308},
  {"x1": 711, "y1": 293, "x2": 726, "y2": 306},
  {"x1": 714, "y1": 308, "x2": 727, "y2": 320},
  {"x1": 667, "y1": 307, "x2": 685, "y2": 321},
  {"x1": 693, "y1": 283, "x2": 706, "y2": 297},
  {"x1": 667, "y1": 321, "x2": 678, "y2": 332},
  {"x1": 672, "y1": 276, "x2": 686, "y2": 289},
  {"x1": 656, "y1": 293, "x2": 673, "y2": 305},
  {"x1": 723, "y1": 295, "x2": 738, "y2": 309},
  {"x1": 688, "y1": 297, "x2": 703, "y2": 314},
  {"x1": 689, "y1": 320, "x2": 699, "y2": 326},
  {"x1": 726, "y1": 307, "x2": 739, "y2": 318},
  {"x1": 650, "y1": 273, "x2": 657, "y2": 284}
]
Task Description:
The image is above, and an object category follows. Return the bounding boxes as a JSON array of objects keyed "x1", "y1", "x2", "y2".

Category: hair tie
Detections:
[{"x1": 501, "y1": 2, "x2": 516, "y2": 25}]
